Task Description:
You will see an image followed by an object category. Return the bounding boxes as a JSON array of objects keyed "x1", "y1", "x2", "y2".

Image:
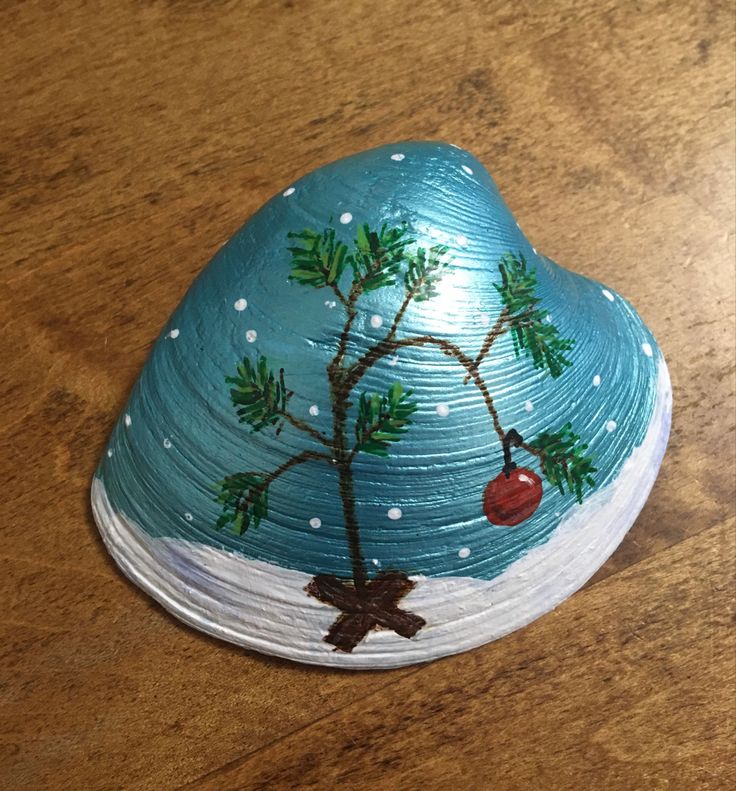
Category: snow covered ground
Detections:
[{"x1": 92, "y1": 361, "x2": 671, "y2": 669}]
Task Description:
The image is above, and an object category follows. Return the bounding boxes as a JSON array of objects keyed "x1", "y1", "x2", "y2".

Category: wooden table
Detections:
[{"x1": 2, "y1": 2, "x2": 734, "y2": 789}]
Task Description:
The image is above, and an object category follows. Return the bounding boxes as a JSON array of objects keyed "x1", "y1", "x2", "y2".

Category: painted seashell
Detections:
[{"x1": 92, "y1": 142, "x2": 671, "y2": 669}]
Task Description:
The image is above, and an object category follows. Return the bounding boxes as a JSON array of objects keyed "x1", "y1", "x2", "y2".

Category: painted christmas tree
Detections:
[{"x1": 213, "y1": 222, "x2": 596, "y2": 652}]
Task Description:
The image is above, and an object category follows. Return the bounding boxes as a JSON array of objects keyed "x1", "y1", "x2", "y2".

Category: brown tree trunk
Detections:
[{"x1": 330, "y1": 375, "x2": 367, "y2": 590}]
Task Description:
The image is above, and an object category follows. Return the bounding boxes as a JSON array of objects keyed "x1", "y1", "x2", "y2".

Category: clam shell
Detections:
[{"x1": 92, "y1": 142, "x2": 671, "y2": 669}]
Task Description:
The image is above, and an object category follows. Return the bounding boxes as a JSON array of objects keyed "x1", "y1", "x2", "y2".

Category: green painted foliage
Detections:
[
  {"x1": 214, "y1": 473, "x2": 269, "y2": 534},
  {"x1": 287, "y1": 228, "x2": 350, "y2": 288},
  {"x1": 528, "y1": 423, "x2": 597, "y2": 503},
  {"x1": 350, "y1": 223, "x2": 414, "y2": 291},
  {"x1": 404, "y1": 244, "x2": 450, "y2": 301},
  {"x1": 495, "y1": 252, "x2": 574, "y2": 378},
  {"x1": 286, "y1": 222, "x2": 454, "y2": 301},
  {"x1": 226, "y1": 355, "x2": 291, "y2": 432},
  {"x1": 354, "y1": 382, "x2": 418, "y2": 457}
]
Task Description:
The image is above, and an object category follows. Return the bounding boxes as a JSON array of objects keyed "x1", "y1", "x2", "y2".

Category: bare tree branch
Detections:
[
  {"x1": 347, "y1": 334, "x2": 506, "y2": 443},
  {"x1": 463, "y1": 307, "x2": 510, "y2": 383},
  {"x1": 262, "y1": 449, "x2": 333, "y2": 487},
  {"x1": 330, "y1": 282, "x2": 349, "y2": 308},
  {"x1": 279, "y1": 411, "x2": 334, "y2": 449}
]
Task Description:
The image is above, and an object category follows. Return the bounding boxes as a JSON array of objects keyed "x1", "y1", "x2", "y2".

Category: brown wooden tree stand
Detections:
[{"x1": 305, "y1": 571, "x2": 426, "y2": 653}]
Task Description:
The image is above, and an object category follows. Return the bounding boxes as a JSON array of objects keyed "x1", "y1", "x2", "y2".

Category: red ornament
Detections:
[{"x1": 483, "y1": 467, "x2": 543, "y2": 526}]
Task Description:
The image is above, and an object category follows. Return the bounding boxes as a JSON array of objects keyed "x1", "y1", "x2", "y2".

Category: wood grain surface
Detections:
[{"x1": 1, "y1": 1, "x2": 734, "y2": 789}]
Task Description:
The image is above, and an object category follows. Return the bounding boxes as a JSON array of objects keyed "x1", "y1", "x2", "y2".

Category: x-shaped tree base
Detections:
[{"x1": 305, "y1": 571, "x2": 426, "y2": 653}]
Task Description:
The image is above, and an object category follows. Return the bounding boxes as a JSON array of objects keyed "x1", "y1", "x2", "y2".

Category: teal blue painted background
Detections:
[{"x1": 98, "y1": 142, "x2": 660, "y2": 580}]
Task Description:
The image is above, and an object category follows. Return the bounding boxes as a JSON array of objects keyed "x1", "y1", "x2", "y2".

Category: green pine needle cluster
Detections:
[
  {"x1": 286, "y1": 222, "x2": 455, "y2": 304},
  {"x1": 226, "y1": 355, "x2": 291, "y2": 432},
  {"x1": 404, "y1": 245, "x2": 450, "y2": 301},
  {"x1": 354, "y1": 382, "x2": 418, "y2": 457},
  {"x1": 495, "y1": 252, "x2": 574, "y2": 378},
  {"x1": 528, "y1": 423, "x2": 597, "y2": 503},
  {"x1": 287, "y1": 228, "x2": 350, "y2": 287},
  {"x1": 350, "y1": 223, "x2": 413, "y2": 291},
  {"x1": 214, "y1": 473, "x2": 269, "y2": 534}
]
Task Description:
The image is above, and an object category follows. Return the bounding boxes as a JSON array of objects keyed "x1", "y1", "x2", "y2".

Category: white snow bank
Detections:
[{"x1": 92, "y1": 362, "x2": 671, "y2": 669}]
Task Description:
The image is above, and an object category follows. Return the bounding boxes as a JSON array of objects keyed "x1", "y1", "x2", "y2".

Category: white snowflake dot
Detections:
[
  {"x1": 107, "y1": 449, "x2": 113, "y2": 458},
  {"x1": 371, "y1": 558, "x2": 381, "y2": 566},
  {"x1": 387, "y1": 507, "x2": 403, "y2": 521},
  {"x1": 370, "y1": 314, "x2": 383, "y2": 329},
  {"x1": 324, "y1": 300, "x2": 336, "y2": 309},
  {"x1": 246, "y1": 329, "x2": 257, "y2": 343},
  {"x1": 436, "y1": 403, "x2": 450, "y2": 417},
  {"x1": 461, "y1": 165, "x2": 473, "y2": 175},
  {"x1": 124, "y1": 414, "x2": 132, "y2": 427},
  {"x1": 308, "y1": 405, "x2": 320, "y2": 417},
  {"x1": 642, "y1": 342, "x2": 653, "y2": 357},
  {"x1": 309, "y1": 517, "x2": 321, "y2": 529},
  {"x1": 339, "y1": 212, "x2": 353, "y2": 225},
  {"x1": 458, "y1": 547, "x2": 471, "y2": 559},
  {"x1": 525, "y1": 400, "x2": 534, "y2": 412},
  {"x1": 593, "y1": 374, "x2": 601, "y2": 387},
  {"x1": 456, "y1": 233, "x2": 469, "y2": 247},
  {"x1": 234, "y1": 298, "x2": 248, "y2": 311},
  {"x1": 390, "y1": 153, "x2": 405, "y2": 162},
  {"x1": 388, "y1": 355, "x2": 399, "y2": 367},
  {"x1": 602, "y1": 289, "x2": 615, "y2": 302},
  {"x1": 184, "y1": 512, "x2": 193, "y2": 522},
  {"x1": 532, "y1": 246, "x2": 538, "y2": 255},
  {"x1": 163, "y1": 438, "x2": 172, "y2": 449},
  {"x1": 606, "y1": 420, "x2": 617, "y2": 433},
  {"x1": 283, "y1": 187, "x2": 295, "y2": 197},
  {"x1": 168, "y1": 328, "x2": 180, "y2": 339}
]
